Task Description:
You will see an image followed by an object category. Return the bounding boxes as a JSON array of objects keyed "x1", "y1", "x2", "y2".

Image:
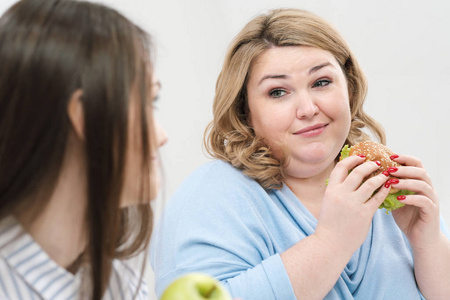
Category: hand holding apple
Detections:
[{"x1": 160, "y1": 273, "x2": 232, "y2": 300}]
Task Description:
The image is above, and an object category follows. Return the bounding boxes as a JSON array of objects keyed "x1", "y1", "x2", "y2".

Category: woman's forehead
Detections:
[{"x1": 248, "y1": 46, "x2": 339, "y2": 81}]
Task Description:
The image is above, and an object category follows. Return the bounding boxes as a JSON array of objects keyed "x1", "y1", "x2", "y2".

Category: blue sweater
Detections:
[{"x1": 150, "y1": 160, "x2": 450, "y2": 299}]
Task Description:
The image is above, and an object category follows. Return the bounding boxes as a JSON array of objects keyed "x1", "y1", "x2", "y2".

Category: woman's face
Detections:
[
  {"x1": 121, "y1": 74, "x2": 168, "y2": 207},
  {"x1": 246, "y1": 46, "x2": 351, "y2": 179}
]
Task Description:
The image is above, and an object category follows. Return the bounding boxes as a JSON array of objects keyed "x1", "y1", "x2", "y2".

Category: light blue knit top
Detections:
[{"x1": 151, "y1": 160, "x2": 450, "y2": 299}]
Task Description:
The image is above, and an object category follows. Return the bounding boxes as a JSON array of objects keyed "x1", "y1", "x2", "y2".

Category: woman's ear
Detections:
[{"x1": 67, "y1": 89, "x2": 84, "y2": 140}]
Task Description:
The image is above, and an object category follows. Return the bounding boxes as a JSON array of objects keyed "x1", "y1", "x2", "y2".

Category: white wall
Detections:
[{"x1": 1, "y1": 1, "x2": 450, "y2": 299}]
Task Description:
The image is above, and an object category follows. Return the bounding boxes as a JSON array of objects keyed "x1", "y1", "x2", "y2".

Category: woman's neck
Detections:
[
  {"x1": 284, "y1": 161, "x2": 336, "y2": 219},
  {"x1": 16, "y1": 133, "x2": 88, "y2": 273}
]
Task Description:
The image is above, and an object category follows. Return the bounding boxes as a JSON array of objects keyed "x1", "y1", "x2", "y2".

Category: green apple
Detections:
[{"x1": 160, "y1": 273, "x2": 232, "y2": 300}]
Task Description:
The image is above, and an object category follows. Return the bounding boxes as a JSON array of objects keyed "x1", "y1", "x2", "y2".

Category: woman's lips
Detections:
[{"x1": 294, "y1": 123, "x2": 328, "y2": 137}]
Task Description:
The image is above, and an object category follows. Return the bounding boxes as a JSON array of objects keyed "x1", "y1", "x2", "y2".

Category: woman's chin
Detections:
[
  {"x1": 295, "y1": 147, "x2": 330, "y2": 163},
  {"x1": 286, "y1": 152, "x2": 336, "y2": 178},
  {"x1": 149, "y1": 176, "x2": 161, "y2": 201}
]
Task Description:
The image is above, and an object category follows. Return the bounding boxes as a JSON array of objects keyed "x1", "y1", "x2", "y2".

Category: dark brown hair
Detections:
[{"x1": 0, "y1": 0, "x2": 154, "y2": 298}]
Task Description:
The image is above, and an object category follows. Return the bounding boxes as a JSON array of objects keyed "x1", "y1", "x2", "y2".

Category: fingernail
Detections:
[
  {"x1": 358, "y1": 154, "x2": 366, "y2": 158},
  {"x1": 382, "y1": 171, "x2": 390, "y2": 177},
  {"x1": 388, "y1": 178, "x2": 399, "y2": 185},
  {"x1": 384, "y1": 182, "x2": 391, "y2": 188},
  {"x1": 397, "y1": 195, "x2": 406, "y2": 201},
  {"x1": 387, "y1": 167, "x2": 398, "y2": 173},
  {"x1": 374, "y1": 160, "x2": 381, "y2": 166},
  {"x1": 390, "y1": 154, "x2": 399, "y2": 160}
]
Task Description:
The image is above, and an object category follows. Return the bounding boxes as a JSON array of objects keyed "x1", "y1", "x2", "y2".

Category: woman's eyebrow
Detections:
[
  {"x1": 258, "y1": 74, "x2": 289, "y2": 86},
  {"x1": 309, "y1": 62, "x2": 334, "y2": 75},
  {"x1": 258, "y1": 62, "x2": 335, "y2": 86}
]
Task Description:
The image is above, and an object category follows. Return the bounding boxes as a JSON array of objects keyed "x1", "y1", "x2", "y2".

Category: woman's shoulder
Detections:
[
  {"x1": 186, "y1": 159, "x2": 248, "y2": 181},
  {"x1": 175, "y1": 159, "x2": 261, "y2": 195},
  {"x1": 164, "y1": 160, "x2": 268, "y2": 219}
]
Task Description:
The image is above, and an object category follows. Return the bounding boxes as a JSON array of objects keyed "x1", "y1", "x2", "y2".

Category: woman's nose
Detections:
[
  {"x1": 154, "y1": 120, "x2": 168, "y2": 148},
  {"x1": 296, "y1": 92, "x2": 319, "y2": 120}
]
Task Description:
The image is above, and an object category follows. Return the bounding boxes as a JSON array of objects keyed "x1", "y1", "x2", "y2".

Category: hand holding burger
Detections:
[
  {"x1": 337, "y1": 141, "x2": 449, "y2": 298},
  {"x1": 339, "y1": 141, "x2": 414, "y2": 212}
]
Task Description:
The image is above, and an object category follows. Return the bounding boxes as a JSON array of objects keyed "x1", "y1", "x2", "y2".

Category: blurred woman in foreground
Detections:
[{"x1": 0, "y1": 0, "x2": 167, "y2": 299}]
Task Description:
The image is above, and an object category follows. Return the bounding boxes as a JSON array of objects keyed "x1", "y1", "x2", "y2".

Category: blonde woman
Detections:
[
  {"x1": 0, "y1": 0, "x2": 167, "y2": 299},
  {"x1": 151, "y1": 8, "x2": 450, "y2": 300}
]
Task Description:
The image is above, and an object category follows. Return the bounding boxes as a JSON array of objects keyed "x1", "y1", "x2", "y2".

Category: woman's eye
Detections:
[
  {"x1": 312, "y1": 79, "x2": 331, "y2": 88},
  {"x1": 269, "y1": 89, "x2": 287, "y2": 98}
]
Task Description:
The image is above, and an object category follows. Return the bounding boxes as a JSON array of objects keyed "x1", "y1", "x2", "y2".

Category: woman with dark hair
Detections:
[{"x1": 0, "y1": 0, "x2": 167, "y2": 299}]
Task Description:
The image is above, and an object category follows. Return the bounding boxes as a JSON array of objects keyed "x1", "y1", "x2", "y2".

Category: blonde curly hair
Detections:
[{"x1": 204, "y1": 8, "x2": 385, "y2": 189}]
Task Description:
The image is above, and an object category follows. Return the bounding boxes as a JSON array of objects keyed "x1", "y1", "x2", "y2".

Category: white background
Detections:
[{"x1": 1, "y1": 1, "x2": 450, "y2": 299}]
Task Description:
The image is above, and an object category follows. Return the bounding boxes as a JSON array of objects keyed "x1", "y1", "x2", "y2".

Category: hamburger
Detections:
[{"x1": 339, "y1": 141, "x2": 414, "y2": 212}]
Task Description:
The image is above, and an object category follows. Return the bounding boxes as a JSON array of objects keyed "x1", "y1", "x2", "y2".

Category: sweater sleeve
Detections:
[
  {"x1": 221, "y1": 254, "x2": 294, "y2": 299},
  {"x1": 155, "y1": 254, "x2": 295, "y2": 300},
  {"x1": 150, "y1": 161, "x2": 296, "y2": 300}
]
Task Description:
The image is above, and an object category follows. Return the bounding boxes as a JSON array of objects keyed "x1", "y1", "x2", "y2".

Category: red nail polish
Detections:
[
  {"x1": 387, "y1": 167, "x2": 398, "y2": 173},
  {"x1": 374, "y1": 160, "x2": 381, "y2": 166},
  {"x1": 384, "y1": 182, "x2": 391, "y2": 188},
  {"x1": 397, "y1": 195, "x2": 406, "y2": 201},
  {"x1": 388, "y1": 178, "x2": 400, "y2": 184},
  {"x1": 358, "y1": 154, "x2": 366, "y2": 158},
  {"x1": 382, "y1": 171, "x2": 390, "y2": 177},
  {"x1": 390, "y1": 154, "x2": 399, "y2": 160}
]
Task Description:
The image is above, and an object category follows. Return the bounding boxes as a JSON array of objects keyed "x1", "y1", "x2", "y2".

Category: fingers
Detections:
[
  {"x1": 388, "y1": 154, "x2": 440, "y2": 224},
  {"x1": 343, "y1": 160, "x2": 384, "y2": 191},
  {"x1": 389, "y1": 153, "x2": 434, "y2": 191},
  {"x1": 388, "y1": 165, "x2": 433, "y2": 187},
  {"x1": 329, "y1": 156, "x2": 389, "y2": 203},
  {"x1": 328, "y1": 155, "x2": 367, "y2": 185},
  {"x1": 356, "y1": 172, "x2": 391, "y2": 205},
  {"x1": 389, "y1": 178, "x2": 437, "y2": 203},
  {"x1": 395, "y1": 194, "x2": 437, "y2": 217},
  {"x1": 391, "y1": 154, "x2": 424, "y2": 168},
  {"x1": 365, "y1": 179, "x2": 392, "y2": 209},
  {"x1": 388, "y1": 153, "x2": 439, "y2": 214}
]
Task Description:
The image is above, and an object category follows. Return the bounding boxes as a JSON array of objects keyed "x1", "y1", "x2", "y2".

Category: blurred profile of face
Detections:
[{"x1": 121, "y1": 74, "x2": 168, "y2": 207}]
